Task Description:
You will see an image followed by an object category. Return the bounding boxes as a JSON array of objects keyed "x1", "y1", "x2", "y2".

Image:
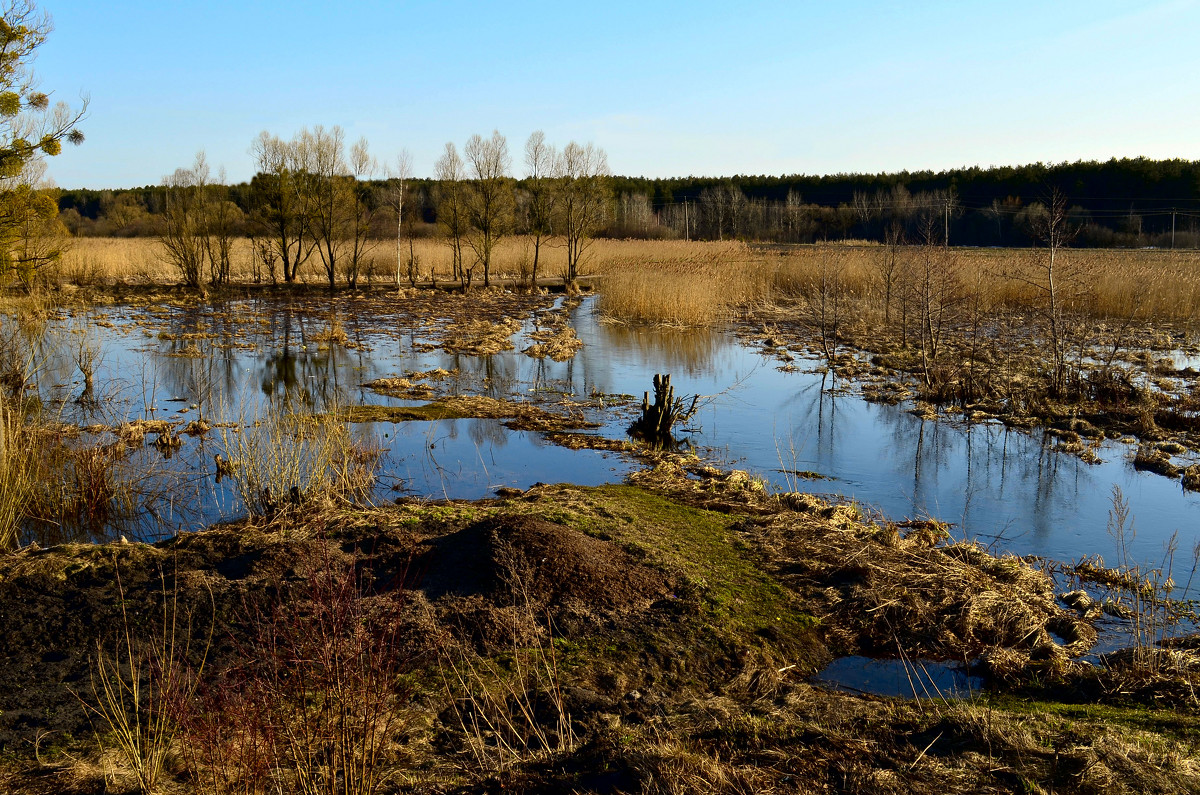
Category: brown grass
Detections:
[
  {"x1": 598, "y1": 242, "x2": 1200, "y2": 330},
  {"x1": 55, "y1": 237, "x2": 767, "y2": 290},
  {"x1": 594, "y1": 241, "x2": 767, "y2": 326},
  {"x1": 45, "y1": 237, "x2": 1200, "y2": 331}
]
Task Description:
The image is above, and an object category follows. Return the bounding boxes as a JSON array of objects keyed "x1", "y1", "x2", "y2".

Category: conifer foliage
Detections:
[{"x1": 0, "y1": 1, "x2": 84, "y2": 284}]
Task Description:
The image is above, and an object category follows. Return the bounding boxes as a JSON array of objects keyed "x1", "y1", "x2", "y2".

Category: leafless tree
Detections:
[
  {"x1": 801, "y1": 252, "x2": 844, "y2": 366},
  {"x1": 251, "y1": 130, "x2": 317, "y2": 283},
  {"x1": 911, "y1": 214, "x2": 964, "y2": 389},
  {"x1": 464, "y1": 130, "x2": 513, "y2": 288},
  {"x1": 434, "y1": 142, "x2": 469, "y2": 287},
  {"x1": 302, "y1": 125, "x2": 352, "y2": 290},
  {"x1": 1011, "y1": 188, "x2": 1084, "y2": 394},
  {"x1": 698, "y1": 183, "x2": 746, "y2": 240},
  {"x1": 204, "y1": 166, "x2": 241, "y2": 286},
  {"x1": 385, "y1": 150, "x2": 413, "y2": 289},
  {"x1": 160, "y1": 151, "x2": 210, "y2": 288},
  {"x1": 879, "y1": 222, "x2": 905, "y2": 326},
  {"x1": 555, "y1": 141, "x2": 610, "y2": 284},
  {"x1": 523, "y1": 131, "x2": 556, "y2": 292},
  {"x1": 344, "y1": 136, "x2": 379, "y2": 289}
]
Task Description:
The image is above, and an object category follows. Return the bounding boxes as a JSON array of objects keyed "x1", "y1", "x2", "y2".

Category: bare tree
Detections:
[
  {"x1": 802, "y1": 252, "x2": 844, "y2": 365},
  {"x1": 250, "y1": 130, "x2": 317, "y2": 283},
  {"x1": 160, "y1": 151, "x2": 210, "y2": 288},
  {"x1": 204, "y1": 166, "x2": 241, "y2": 286},
  {"x1": 434, "y1": 143, "x2": 469, "y2": 287},
  {"x1": 984, "y1": 198, "x2": 1005, "y2": 243},
  {"x1": 523, "y1": 130, "x2": 556, "y2": 292},
  {"x1": 555, "y1": 141, "x2": 610, "y2": 284},
  {"x1": 302, "y1": 125, "x2": 351, "y2": 290},
  {"x1": 877, "y1": 185, "x2": 914, "y2": 325},
  {"x1": 1012, "y1": 188, "x2": 1084, "y2": 394},
  {"x1": 345, "y1": 136, "x2": 379, "y2": 289},
  {"x1": 385, "y1": 150, "x2": 413, "y2": 289},
  {"x1": 911, "y1": 214, "x2": 964, "y2": 389},
  {"x1": 464, "y1": 130, "x2": 513, "y2": 288},
  {"x1": 879, "y1": 221, "x2": 905, "y2": 326},
  {"x1": 698, "y1": 184, "x2": 743, "y2": 240}
]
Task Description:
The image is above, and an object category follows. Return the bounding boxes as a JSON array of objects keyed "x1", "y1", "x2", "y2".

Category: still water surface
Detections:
[{"x1": 34, "y1": 295, "x2": 1200, "y2": 588}]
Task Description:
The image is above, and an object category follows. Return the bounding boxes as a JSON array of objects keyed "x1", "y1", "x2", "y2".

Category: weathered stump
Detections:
[{"x1": 629, "y1": 373, "x2": 698, "y2": 447}]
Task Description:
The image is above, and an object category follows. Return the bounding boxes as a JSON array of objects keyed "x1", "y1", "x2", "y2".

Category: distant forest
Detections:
[{"x1": 56, "y1": 157, "x2": 1200, "y2": 249}]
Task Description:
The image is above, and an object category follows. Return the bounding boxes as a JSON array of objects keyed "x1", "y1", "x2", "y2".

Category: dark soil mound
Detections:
[{"x1": 419, "y1": 514, "x2": 670, "y2": 612}]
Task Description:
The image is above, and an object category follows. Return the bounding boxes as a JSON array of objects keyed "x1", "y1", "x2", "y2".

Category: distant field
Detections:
[
  {"x1": 53, "y1": 236, "x2": 1200, "y2": 327},
  {"x1": 56, "y1": 236, "x2": 750, "y2": 288}
]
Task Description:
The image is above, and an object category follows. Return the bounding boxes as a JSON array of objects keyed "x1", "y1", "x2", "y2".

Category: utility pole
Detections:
[
  {"x1": 684, "y1": 199, "x2": 689, "y2": 242},
  {"x1": 943, "y1": 198, "x2": 949, "y2": 247},
  {"x1": 1172, "y1": 208, "x2": 1177, "y2": 250}
]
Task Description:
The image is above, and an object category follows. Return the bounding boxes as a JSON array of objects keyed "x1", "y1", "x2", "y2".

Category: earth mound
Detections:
[{"x1": 419, "y1": 514, "x2": 671, "y2": 613}]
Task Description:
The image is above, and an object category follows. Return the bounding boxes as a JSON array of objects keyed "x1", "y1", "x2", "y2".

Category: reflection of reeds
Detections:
[
  {"x1": 1098, "y1": 486, "x2": 1200, "y2": 676},
  {"x1": 0, "y1": 399, "x2": 145, "y2": 550},
  {"x1": 218, "y1": 408, "x2": 381, "y2": 516}
]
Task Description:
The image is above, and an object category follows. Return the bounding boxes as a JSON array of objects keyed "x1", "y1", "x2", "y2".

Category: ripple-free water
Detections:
[{"x1": 30, "y1": 295, "x2": 1200, "y2": 591}]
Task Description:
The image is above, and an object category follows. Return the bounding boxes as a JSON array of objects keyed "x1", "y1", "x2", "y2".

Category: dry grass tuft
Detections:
[
  {"x1": 440, "y1": 317, "x2": 522, "y2": 355},
  {"x1": 522, "y1": 324, "x2": 583, "y2": 360},
  {"x1": 217, "y1": 409, "x2": 381, "y2": 517},
  {"x1": 0, "y1": 403, "x2": 38, "y2": 550}
]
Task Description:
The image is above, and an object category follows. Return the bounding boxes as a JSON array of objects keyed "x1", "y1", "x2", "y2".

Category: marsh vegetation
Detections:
[{"x1": 1, "y1": 12, "x2": 1199, "y2": 786}]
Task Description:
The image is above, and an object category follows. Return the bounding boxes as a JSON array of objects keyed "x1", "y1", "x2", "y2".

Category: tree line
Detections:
[
  {"x1": 604, "y1": 158, "x2": 1200, "y2": 247},
  {"x1": 108, "y1": 127, "x2": 611, "y2": 289},
  {"x1": 51, "y1": 155, "x2": 1200, "y2": 285}
]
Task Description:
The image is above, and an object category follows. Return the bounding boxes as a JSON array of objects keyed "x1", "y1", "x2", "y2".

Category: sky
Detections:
[{"x1": 28, "y1": 0, "x2": 1200, "y2": 188}]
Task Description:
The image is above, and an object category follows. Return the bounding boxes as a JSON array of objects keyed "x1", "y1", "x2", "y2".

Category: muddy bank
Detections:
[{"x1": 2, "y1": 468, "x2": 1198, "y2": 793}]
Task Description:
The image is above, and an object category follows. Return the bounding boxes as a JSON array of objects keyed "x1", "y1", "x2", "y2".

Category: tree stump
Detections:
[{"x1": 629, "y1": 373, "x2": 698, "y2": 446}]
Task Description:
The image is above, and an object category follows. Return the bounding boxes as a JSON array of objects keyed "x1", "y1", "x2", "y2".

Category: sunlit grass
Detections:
[
  {"x1": 48, "y1": 236, "x2": 1200, "y2": 328},
  {"x1": 595, "y1": 241, "x2": 765, "y2": 326},
  {"x1": 217, "y1": 406, "x2": 382, "y2": 516}
]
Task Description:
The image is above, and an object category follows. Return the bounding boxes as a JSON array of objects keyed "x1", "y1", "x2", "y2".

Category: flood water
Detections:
[
  {"x1": 27, "y1": 294, "x2": 1200, "y2": 590},
  {"x1": 814, "y1": 656, "x2": 983, "y2": 700}
]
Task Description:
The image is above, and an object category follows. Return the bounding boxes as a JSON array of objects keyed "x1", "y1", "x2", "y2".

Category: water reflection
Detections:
[
  {"x1": 815, "y1": 656, "x2": 983, "y2": 699},
  {"x1": 12, "y1": 295, "x2": 1194, "y2": 592}
]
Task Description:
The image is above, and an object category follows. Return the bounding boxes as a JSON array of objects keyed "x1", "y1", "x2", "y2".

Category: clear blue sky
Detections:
[{"x1": 31, "y1": 0, "x2": 1200, "y2": 188}]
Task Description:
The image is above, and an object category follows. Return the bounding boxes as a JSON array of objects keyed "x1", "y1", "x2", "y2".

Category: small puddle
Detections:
[{"x1": 814, "y1": 656, "x2": 983, "y2": 700}]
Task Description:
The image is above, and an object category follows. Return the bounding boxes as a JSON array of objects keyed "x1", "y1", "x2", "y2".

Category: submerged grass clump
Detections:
[
  {"x1": 0, "y1": 401, "x2": 145, "y2": 550},
  {"x1": 218, "y1": 408, "x2": 381, "y2": 516}
]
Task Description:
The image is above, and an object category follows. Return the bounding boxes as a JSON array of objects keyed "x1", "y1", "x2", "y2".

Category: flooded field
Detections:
[
  {"x1": 6, "y1": 288, "x2": 1200, "y2": 794},
  {"x1": 22, "y1": 292, "x2": 1200, "y2": 585}
]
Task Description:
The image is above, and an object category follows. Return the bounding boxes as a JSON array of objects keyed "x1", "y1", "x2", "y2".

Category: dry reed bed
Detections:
[
  {"x1": 53, "y1": 237, "x2": 1200, "y2": 328},
  {"x1": 56, "y1": 236, "x2": 762, "y2": 289},
  {"x1": 762, "y1": 245, "x2": 1200, "y2": 324},
  {"x1": 594, "y1": 242, "x2": 765, "y2": 326},
  {"x1": 630, "y1": 458, "x2": 1096, "y2": 671}
]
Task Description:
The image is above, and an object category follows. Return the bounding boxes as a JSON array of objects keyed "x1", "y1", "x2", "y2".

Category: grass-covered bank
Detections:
[{"x1": 1, "y1": 465, "x2": 1197, "y2": 794}]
